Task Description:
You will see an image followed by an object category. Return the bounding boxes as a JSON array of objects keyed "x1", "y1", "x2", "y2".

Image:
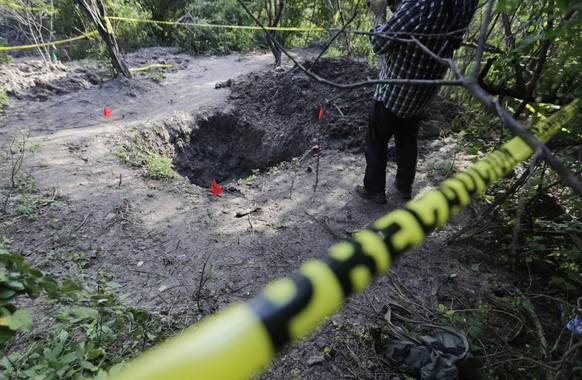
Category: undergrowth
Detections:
[
  {"x1": 0, "y1": 240, "x2": 177, "y2": 379},
  {"x1": 111, "y1": 124, "x2": 181, "y2": 181}
]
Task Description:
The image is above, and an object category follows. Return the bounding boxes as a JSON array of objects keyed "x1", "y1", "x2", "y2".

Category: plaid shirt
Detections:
[{"x1": 372, "y1": 0, "x2": 477, "y2": 118}]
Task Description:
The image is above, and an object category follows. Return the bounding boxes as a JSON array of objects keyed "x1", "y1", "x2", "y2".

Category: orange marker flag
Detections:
[
  {"x1": 104, "y1": 106, "x2": 112, "y2": 118},
  {"x1": 211, "y1": 179, "x2": 223, "y2": 196},
  {"x1": 318, "y1": 106, "x2": 324, "y2": 120}
]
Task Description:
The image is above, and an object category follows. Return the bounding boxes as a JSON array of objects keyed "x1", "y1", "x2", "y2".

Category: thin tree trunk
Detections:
[
  {"x1": 76, "y1": 0, "x2": 131, "y2": 77},
  {"x1": 264, "y1": 0, "x2": 285, "y2": 67}
]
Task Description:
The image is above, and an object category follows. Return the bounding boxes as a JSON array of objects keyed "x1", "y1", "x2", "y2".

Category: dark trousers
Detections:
[{"x1": 364, "y1": 100, "x2": 422, "y2": 193}]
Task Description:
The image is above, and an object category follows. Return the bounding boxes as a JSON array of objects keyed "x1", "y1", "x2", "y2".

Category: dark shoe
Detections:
[
  {"x1": 355, "y1": 185, "x2": 387, "y2": 204},
  {"x1": 393, "y1": 183, "x2": 412, "y2": 200}
]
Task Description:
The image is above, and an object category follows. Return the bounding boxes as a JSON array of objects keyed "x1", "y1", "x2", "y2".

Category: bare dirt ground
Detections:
[{"x1": 0, "y1": 47, "x2": 517, "y2": 379}]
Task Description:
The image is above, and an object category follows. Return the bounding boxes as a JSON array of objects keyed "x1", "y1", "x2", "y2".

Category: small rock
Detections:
[{"x1": 307, "y1": 355, "x2": 325, "y2": 366}]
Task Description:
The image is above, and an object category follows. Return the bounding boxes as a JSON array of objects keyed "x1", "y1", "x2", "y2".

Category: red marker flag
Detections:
[
  {"x1": 104, "y1": 106, "x2": 112, "y2": 119},
  {"x1": 211, "y1": 179, "x2": 223, "y2": 196},
  {"x1": 318, "y1": 106, "x2": 324, "y2": 120}
]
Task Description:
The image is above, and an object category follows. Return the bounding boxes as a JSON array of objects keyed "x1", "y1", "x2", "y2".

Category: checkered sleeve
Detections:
[
  {"x1": 372, "y1": 0, "x2": 477, "y2": 118},
  {"x1": 371, "y1": 0, "x2": 422, "y2": 54}
]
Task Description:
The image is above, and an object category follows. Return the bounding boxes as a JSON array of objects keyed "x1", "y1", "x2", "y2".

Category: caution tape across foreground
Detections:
[{"x1": 108, "y1": 100, "x2": 580, "y2": 380}]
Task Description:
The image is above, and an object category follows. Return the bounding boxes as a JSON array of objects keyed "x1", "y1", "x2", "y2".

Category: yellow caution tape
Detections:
[
  {"x1": 0, "y1": 31, "x2": 98, "y2": 51},
  {"x1": 105, "y1": 16, "x2": 114, "y2": 34},
  {"x1": 109, "y1": 100, "x2": 580, "y2": 380},
  {"x1": 515, "y1": 98, "x2": 546, "y2": 119},
  {"x1": 105, "y1": 16, "x2": 325, "y2": 32},
  {"x1": 130, "y1": 63, "x2": 174, "y2": 72},
  {"x1": 0, "y1": 0, "x2": 57, "y2": 12}
]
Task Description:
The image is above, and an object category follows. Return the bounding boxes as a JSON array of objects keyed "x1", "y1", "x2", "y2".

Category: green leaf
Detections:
[
  {"x1": 105, "y1": 281, "x2": 122, "y2": 289},
  {"x1": 473, "y1": 139, "x2": 485, "y2": 149},
  {"x1": 0, "y1": 288, "x2": 16, "y2": 299},
  {"x1": 41, "y1": 279, "x2": 59, "y2": 297},
  {"x1": 71, "y1": 306, "x2": 100, "y2": 320},
  {"x1": 28, "y1": 269, "x2": 44, "y2": 278},
  {"x1": 60, "y1": 279, "x2": 83, "y2": 294},
  {"x1": 58, "y1": 352, "x2": 78, "y2": 365},
  {"x1": 6, "y1": 281, "x2": 25, "y2": 291},
  {"x1": 108, "y1": 362, "x2": 126, "y2": 376},
  {"x1": 549, "y1": 276, "x2": 566, "y2": 285},
  {"x1": 496, "y1": 0, "x2": 520, "y2": 13},
  {"x1": 80, "y1": 360, "x2": 97, "y2": 371},
  {"x1": 48, "y1": 330, "x2": 69, "y2": 361},
  {"x1": 0, "y1": 308, "x2": 32, "y2": 332},
  {"x1": 521, "y1": 299, "x2": 534, "y2": 311}
]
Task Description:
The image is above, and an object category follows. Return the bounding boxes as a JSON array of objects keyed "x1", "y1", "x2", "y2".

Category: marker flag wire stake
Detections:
[
  {"x1": 211, "y1": 179, "x2": 223, "y2": 196},
  {"x1": 103, "y1": 106, "x2": 112, "y2": 119},
  {"x1": 0, "y1": 31, "x2": 98, "y2": 51},
  {"x1": 109, "y1": 99, "x2": 579, "y2": 380}
]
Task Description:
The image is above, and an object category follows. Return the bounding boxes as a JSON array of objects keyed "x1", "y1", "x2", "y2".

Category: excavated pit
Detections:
[
  {"x1": 147, "y1": 57, "x2": 460, "y2": 188},
  {"x1": 167, "y1": 110, "x2": 316, "y2": 187}
]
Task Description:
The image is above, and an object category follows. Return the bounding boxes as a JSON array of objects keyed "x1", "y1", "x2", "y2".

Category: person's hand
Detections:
[{"x1": 367, "y1": 0, "x2": 387, "y2": 15}]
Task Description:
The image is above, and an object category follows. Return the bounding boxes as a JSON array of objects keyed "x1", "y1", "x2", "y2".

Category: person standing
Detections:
[{"x1": 356, "y1": 0, "x2": 477, "y2": 203}]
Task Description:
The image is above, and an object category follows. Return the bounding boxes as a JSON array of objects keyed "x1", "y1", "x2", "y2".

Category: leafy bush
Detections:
[
  {"x1": 50, "y1": 0, "x2": 156, "y2": 58},
  {"x1": 112, "y1": 126, "x2": 181, "y2": 180},
  {"x1": 0, "y1": 241, "x2": 173, "y2": 379},
  {"x1": 0, "y1": 37, "x2": 12, "y2": 64},
  {"x1": 0, "y1": 241, "x2": 58, "y2": 347},
  {"x1": 0, "y1": 88, "x2": 9, "y2": 111},
  {"x1": 106, "y1": 0, "x2": 157, "y2": 52},
  {"x1": 175, "y1": 0, "x2": 259, "y2": 54}
]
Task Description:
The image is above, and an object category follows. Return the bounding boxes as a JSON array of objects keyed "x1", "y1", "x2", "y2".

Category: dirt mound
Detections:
[
  {"x1": 0, "y1": 60, "x2": 100, "y2": 100},
  {"x1": 229, "y1": 57, "x2": 375, "y2": 153},
  {"x1": 229, "y1": 56, "x2": 461, "y2": 150}
]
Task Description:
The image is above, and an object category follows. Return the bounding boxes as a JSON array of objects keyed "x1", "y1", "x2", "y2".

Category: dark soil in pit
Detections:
[
  {"x1": 150, "y1": 57, "x2": 377, "y2": 188},
  {"x1": 0, "y1": 48, "x2": 546, "y2": 380}
]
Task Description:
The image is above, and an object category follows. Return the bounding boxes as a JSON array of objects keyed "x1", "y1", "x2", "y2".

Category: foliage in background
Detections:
[
  {"x1": 176, "y1": 0, "x2": 258, "y2": 54},
  {"x1": 0, "y1": 37, "x2": 12, "y2": 63},
  {"x1": 1, "y1": 0, "x2": 375, "y2": 60},
  {"x1": 105, "y1": 0, "x2": 157, "y2": 51},
  {"x1": 481, "y1": 0, "x2": 582, "y2": 105}
]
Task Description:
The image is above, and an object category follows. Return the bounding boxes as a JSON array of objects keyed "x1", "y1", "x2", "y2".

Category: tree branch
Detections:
[{"x1": 239, "y1": 0, "x2": 582, "y2": 195}]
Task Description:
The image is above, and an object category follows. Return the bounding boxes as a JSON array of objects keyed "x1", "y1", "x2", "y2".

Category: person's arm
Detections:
[{"x1": 371, "y1": 0, "x2": 421, "y2": 54}]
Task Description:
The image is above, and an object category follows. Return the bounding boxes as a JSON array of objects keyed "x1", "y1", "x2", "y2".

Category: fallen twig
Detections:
[
  {"x1": 235, "y1": 207, "x2": 261, "y2": 218},
  {"x1": 304, "y1": 211, "x2": 345, "y2": 240}
]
